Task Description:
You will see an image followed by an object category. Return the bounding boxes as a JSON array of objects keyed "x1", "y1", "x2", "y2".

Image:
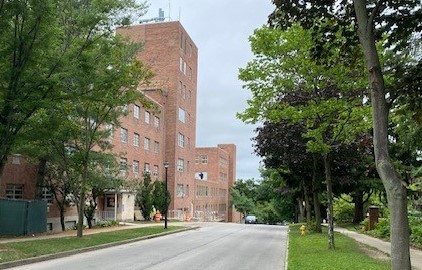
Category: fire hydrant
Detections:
[{"x1": 300, "y1": 224, "x2": 306, "y2": 236}]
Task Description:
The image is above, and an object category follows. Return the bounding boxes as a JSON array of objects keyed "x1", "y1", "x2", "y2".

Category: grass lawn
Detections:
[
  {"x1": 288, "y1": 224, "x2": 390, "y2": 270},
  {"x1": 0, "y1": 225, "x2": 184, "y2": 264}
]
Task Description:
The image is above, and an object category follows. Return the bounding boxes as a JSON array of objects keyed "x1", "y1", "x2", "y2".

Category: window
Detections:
[
  {"x1": 154, "y1": 116, "x2": 160, "y2": 128},
  {"x1": 178, "y1": 108, "x2": 185, "y2": 123},
  {"x1": 134, "y1": 105, "x2": 140, "y2": 119},
  {"x1": 179, "y1": 57, "x2": 187, "y2": 75},
  {"x1": 189, "y1": 44, "x2": 193, "y2": 57},
  {"x1": 120, "y1": 128, "x2": 128, "y2": 143},
  {"x1": 41, "y1": 187, "x2": 53, "y2": 204},
  {"x1": 176, "y1": 184, "x2": 184, "y2": 197},
  {"x1": 180, "y1": 33, "x2": 184, "y2": 49},
  {"x1": 194, "y1": 156, "x2": 199, "y2": 164},
  {"x1": 154, "y1": 141, "x2": 159, "y2": 153},
  {"x1": 179, "y1": 57, "x2": 184, "y2": 72},
  {"x1": 145, "y1": 111, "x2": 150, "y2": 124},
  {"x1": 178, "y1": 133, "x2": 185, "y2": 148},
  {"x1": 6, "y1": 184, "x2": 23, "y2": 199},
  {"x1": 182, "y1": 85, "x2": 187, "y2": 99},
  {"x1": 153, "y1": 165, "x2": 159, "y2": 176},
  {"x1": 133, "y1": 160, "x2": 139, "y2": 174},
  {"x1": 177, "y1": 158, "x2": 184, "y2": 172},
  {"x1": 120, "y1": 158, "x2": 127, "y2": 171},
  {"x1": 144, "y1": 137, "x2": 150, "y2": 150},
  {"x1": 133, "y1": 133, "x2": 140, "y2": 147},
  {"x1": 144, "y1": 163, "x2": 150, "y2": 173},
  {"x1": 201, "y1": 155, "x2": 208, "y2": 164}
]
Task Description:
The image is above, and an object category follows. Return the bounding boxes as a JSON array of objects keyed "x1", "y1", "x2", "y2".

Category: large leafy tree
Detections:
[
  {"x1": 254, "y1": 121, "x2": 321, "y2": 229},
  {"x1": 19, "y1": 33, "x2": 152, "y2": 237},
  {"x1": 230, "y1": 179, "x2": 256, "y2": 218},
  {"x1": 269, "y1": 1, "x2": 421, "y2": 268},
  {"x1": 239, "y1": 25, "x2": 370, "y2": 248},
  {"x1": 0, "y1": 0, "x2": 147, "y2": 180},
  {"x1": 58, "y1": 36, "x2": 152, "y2": 237}
]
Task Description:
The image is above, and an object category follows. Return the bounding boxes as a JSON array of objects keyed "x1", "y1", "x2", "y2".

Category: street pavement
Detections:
[
  {"x1": 2, "y1": 222, "x2": 422, "y2": 270},
  {"x1": 2, "y1": 222, "x2": 288, "y2": 270}
]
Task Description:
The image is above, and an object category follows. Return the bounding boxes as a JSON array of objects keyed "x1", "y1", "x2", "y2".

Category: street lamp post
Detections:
[{"x1": 164, "y1": 161, "x2": 169, "y2": 229}]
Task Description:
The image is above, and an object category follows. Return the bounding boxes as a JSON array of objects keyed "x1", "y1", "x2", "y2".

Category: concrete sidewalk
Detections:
[
  {"x1": 335, "y1": 227, "x2": 422, "y2": 270},
  {"x1": 0, "y1": 221, "x2": 198, "y2": 244}
]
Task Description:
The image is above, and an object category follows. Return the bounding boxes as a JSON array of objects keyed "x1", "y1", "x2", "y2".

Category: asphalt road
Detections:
[{"x1": 8, "y1": 222, "x2": 288, "y2": 270}]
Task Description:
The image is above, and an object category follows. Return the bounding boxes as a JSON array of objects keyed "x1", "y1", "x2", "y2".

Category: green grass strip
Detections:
[
  {"x1": 288, "y1": 224, "x2": 390, "y2": 270},
  {"x1": 0, "y1": 226, "x2": 184, "y2": 263}
]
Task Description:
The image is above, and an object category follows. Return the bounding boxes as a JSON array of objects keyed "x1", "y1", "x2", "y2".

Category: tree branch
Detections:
[{"x1": 368, "y1": 0, "x2": 385, "y2": 30}]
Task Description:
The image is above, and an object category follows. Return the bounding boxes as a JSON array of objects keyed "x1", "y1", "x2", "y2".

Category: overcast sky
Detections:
[{"x1": 144, "y1": 1, "x2": 275, "y2": 180}]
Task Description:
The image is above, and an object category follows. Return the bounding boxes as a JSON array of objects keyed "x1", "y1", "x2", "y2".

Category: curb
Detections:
[
  {"x1": 0, "y1": 226, "x2": 199, "y2": 269},
  {"x1": 284, "y1": 228, "x2": 289, "y2": 270}
]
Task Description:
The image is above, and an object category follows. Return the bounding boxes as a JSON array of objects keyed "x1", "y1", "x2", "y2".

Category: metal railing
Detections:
[{"x1": 96, "y1": 210, "x2": 115, "y2": 221}]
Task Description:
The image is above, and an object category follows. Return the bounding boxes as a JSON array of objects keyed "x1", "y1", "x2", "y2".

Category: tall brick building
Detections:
[
  {"x1": 118, "y1": 21, "x2": 198, "y2": 216},
  {"x1": 0, "y1": 21, "x2": 239, "y2": 231}
]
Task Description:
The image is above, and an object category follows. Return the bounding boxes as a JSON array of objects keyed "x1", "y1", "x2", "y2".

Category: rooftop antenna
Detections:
[
  {"x1": 179, "y1": 7, "x2": 181, "y2": 21},
  {"x1": 139, "y1": 8, "x2": 166, "y2": 24},
  {"x1": 168, "y1": 0, "x2": 171, "y2": 21},
  {"x1": 158, "y1": 8, "x2": 164, "y2": 21}
]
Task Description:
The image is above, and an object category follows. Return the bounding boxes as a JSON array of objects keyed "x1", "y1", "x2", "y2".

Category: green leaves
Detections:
[{"x1": 239, "y1": 24, "x2": 371, "y2": 155}]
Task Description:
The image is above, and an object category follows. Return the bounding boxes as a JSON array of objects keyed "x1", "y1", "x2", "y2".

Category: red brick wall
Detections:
[
  {"x1": 117, "y1": 22, "x2": 198, "y2": 212},
  {"x1": 194, "y1": 145, "x2": 236, "y2": 221},
  {"x1": 0, "y1": 155, "x2": 38, "y2": 200}
]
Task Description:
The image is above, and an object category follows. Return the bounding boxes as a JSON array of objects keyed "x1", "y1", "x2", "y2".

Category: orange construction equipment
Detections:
[{"x1": 154, "y1": 210, "x2": 161, "y2": 223}]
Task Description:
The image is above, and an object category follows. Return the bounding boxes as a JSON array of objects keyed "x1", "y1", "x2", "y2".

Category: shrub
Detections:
[
  {"x1": 333, "y1": 195, "x2": 354, "y2": 223},
  {"x1": 409, "y1": 216, "x2": 422, "y2": 247},
  {"x1": 93, "y1": 220, "x2": 119, "y2": 228},
  {"x1": 371, "y1": 218, "x2": 390, "y2": 238},
  {"x1": 360, "y1": 218, "x2": 369, "y2": 231}
]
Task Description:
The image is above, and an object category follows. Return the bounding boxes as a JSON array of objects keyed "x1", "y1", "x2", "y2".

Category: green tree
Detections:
[
  {"x1": 230, "y1": 180, "x2": 255, "y2": 218},
  {"x1": 0, "y1": 0, "x2": 147, "y2": 181},
  {"x1": 84, "y1": 153, "x2": 123, "y2": 229},
  {"x1": 239, "y1": 25, "x2": 370, "y2": 248},
  {"x1": 152, "y1": 180, "x2": 168, "y2": 215},
  {"x1": 136, "y1": 173, "x2": 155, "y2": 220},
  {"x1": 269, "y1": 1, "x2": 421, "y2": 267}
]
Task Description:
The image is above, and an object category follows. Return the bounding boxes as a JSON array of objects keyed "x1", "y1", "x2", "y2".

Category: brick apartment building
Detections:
[
  {"x1": 0, "y1": 21, "x2": 240, "y2": 231},
  {"x1": 194, "y1": 144, "x2": 239, "y2": 222}
]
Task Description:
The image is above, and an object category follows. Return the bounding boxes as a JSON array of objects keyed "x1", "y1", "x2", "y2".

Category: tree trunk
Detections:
[
  {"x1": 297, "y1": 198, "x2": 305, "y2": 223},
  {"x1": 76, "y1": 163, "x2": 88, "y2": 238},
  {"x1": 77, "y1": 189, "x2": 85, "y2": 237},
  {"x1": 312, "y1": 155, "x2": 322, "y2": 233},
  {"x1": 59, "y1": 205, "x2": 66, "y2": 231},
  {"x1": 303, "y1": 180, "x2": 312, "y2": 224},
  {"x1": 324, "y1": 153, "x2": 335, "y2": 249},
  {"x1": 354, "y1": 1, "x2": 411, "y2": 269},
  {"x1": 353, "y1": 191, "x2": 365, "y2": 224}
]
